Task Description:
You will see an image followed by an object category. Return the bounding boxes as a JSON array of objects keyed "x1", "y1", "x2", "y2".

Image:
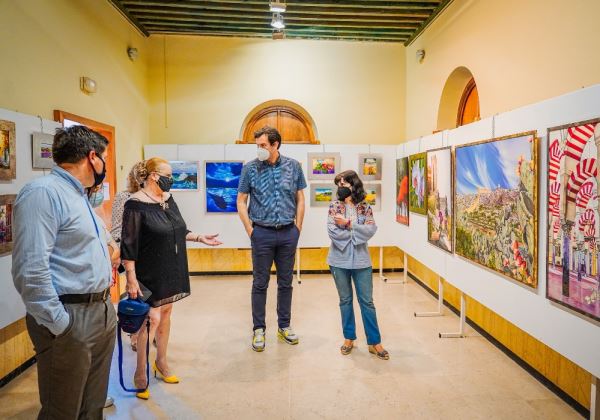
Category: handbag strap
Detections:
[{"x1": 117, "y1": 319, "x2": 150, "y2": 393}]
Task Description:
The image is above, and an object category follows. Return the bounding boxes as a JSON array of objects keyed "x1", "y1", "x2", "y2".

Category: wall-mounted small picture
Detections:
[
  {"x1": 205, "y1": 161, "x2": 244, "y2": 213},
  {"x1": 0, "y1": 120, "x2": 16, "y2": 180},
  {"x1": 0, "y1": 195, "x2": 16, "y2": 256},
  {"x1": 310, "y1": 183, "x2": 338, "y2": 207},
  {"x1": 170, "y1": 161, "x2": 199, "y2": 191},
  {"x1": 363, "y1": 183, "x2": 382, "y2": 212},
  {"x1": 307, "y1": 152, "x2": 341, "y2": 180},
  {"x1": 358, "y1": 154, "x2": 382, "y2": 181},
  {"x1": 32, "y1": 132, "x2": 55, "y2": 169}
]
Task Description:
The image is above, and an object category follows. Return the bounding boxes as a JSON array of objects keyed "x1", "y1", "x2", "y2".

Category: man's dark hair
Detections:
[
  {"x1": 254, "y1": 126, "x2": 282, "y2": 150},
  {"x1": 52, "y1": 126, "x2": 109, "y2": 165},
  {"x1": 334, "y1": 170, "x2": 367, "y2": 204}
]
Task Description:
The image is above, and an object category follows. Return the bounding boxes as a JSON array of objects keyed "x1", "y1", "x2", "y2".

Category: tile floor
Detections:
[{"x1": 0, "y1": 275, "x2": 582, "y2": 419}]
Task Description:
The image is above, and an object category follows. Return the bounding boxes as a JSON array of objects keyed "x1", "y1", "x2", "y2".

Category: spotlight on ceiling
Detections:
[
  {"x1": 269, "y1": 1, "x2": 286, "y2": 13},
  {"x1": 271, "y1": 13, "x2": 285, "y2": 29}
]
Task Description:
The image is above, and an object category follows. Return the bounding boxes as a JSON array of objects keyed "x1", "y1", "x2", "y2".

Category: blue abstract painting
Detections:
[
  {"x1": 205, "y1": 161, "x2": 244, "y2": 213},
  {"x1": 170, "y1": 161, "x2": 199, "y2": 191}
]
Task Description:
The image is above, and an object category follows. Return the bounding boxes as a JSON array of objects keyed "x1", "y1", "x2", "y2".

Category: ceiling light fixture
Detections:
[
  {"x1": 269, "y1": 1, "x2": 286, "y2": 13},
  {"x1": 271, "y1": 13, "x2": 285, "y2": 29}
]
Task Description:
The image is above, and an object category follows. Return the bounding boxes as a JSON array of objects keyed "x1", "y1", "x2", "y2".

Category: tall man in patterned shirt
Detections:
[{"x1": 237, "y1": 126, "x2": 306, "y2": 352}]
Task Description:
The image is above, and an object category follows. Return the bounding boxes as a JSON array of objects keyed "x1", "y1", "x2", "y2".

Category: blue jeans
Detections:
[{"x1": 330, "y1": 266, "x2": 382, "y2": 345}]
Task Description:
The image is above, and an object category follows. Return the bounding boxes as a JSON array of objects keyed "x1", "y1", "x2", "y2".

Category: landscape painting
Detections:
[
  {"x1": 547, "y1": 118, "x2": 600, "y2": 322},
  {"x1": 454, "y1": 132, "x2": 538, "y2": 288},
  {"x1": 427, "y1": 147, "x2": 453, "y2": 253},
  {"x1": 307, "y1": 153, "x2": 341, "y2": 180},
  {"x1": 396, "y1": 157, "x2": 409, "y2": 225},
  {"x1": 205, "y1": 161, "x2": 244, "y2": 213},
  {"x1": 358, "y1": 154, "x2": 382, "y2": 181},
  {"x1": 0, "y1": 195, "x2": 16, "y2": 256},
  {"x1": 363, "y1": 183, "x2": 382, "y2": 212},
  {"x1": 409, "y1": 152, "x2": 427, "y2": 215},
  {"x1": 310, "y1": 183, "x2": 338, "y2": 207},
  {"x1": 0, "y1": 120, "x2": 16, "y2": 180},
  {"x1": 170, "y1": 161, "x2": 199, "y2": 191}
]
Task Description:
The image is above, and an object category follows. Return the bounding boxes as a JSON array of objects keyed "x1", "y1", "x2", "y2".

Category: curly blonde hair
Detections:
[
  {"x1": 127, "y1": 161, "x2": 145, "y2": 193},
  {"x1": 132, "y1": 158, "x2": 169, "y2": 189}
]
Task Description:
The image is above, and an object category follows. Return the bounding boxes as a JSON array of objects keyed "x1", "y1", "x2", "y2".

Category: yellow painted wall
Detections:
[
  {"x1": 405, "y1": 0, "x2": 600, "y2": 139},
  {"x1": 146, "y1": 36, "x2": 406, "y2": 145},
  {"x1": 0, "y1": 0, "x2": 150, "y2": 187}
]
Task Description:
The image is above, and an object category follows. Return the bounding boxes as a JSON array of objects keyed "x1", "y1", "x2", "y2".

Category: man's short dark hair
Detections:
[
  {"x1": 254, "y1": 126, "x2": 282, "y2": 150},
  {"x1": 52, "y1": 126, "x2": 109, "y2": 165}
]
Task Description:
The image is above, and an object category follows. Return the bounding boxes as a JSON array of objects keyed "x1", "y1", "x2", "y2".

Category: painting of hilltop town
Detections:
[
  {"x1": 427, "y1": 147, "x2": 453, "y2": 253},
  {"x1": 454, "y1": 132, "x2": 538, "y2": 288},
  {"x1": 546, "y1": 118, "x2": 600, "y2": 323}
]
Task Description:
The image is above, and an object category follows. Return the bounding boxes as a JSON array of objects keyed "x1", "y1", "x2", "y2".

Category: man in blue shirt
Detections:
[
  {"x1": 237, "y1": 126, "x2": 306, "y2": 352},
  {"x1": 12, "y1": 126, "x2": 115, "y2": 419}
]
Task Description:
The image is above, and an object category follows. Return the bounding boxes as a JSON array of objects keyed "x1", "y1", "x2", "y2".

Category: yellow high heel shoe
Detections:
[
  {"x1": 153, "y1": 361, "x2": 180, "y2": 384},
  {"x1": 134, "y1": 377, "x2": 150, "y2": 400}
]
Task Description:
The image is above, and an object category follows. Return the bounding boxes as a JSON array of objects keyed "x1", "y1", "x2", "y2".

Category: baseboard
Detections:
[
  {"x1": 407, "y1": 272, "x2": 589, "y2": 419},
  {"x1": 189, "y1": 268, "x2": 404, "y2": 276},
  {"x1": 0, "y1": 356, "x2": 36, "y2": 389}
]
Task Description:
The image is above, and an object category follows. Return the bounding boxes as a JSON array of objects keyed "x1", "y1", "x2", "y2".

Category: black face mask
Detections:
[
  {"x1": 157, "y1": 175, "x2": 174, "y2": 192},
  {"x1": 337, "y1": 187, "x2": 352, "y2": 201},
  {"x1": 90, "y1": 155, "x2": 106, "y2": 188}
]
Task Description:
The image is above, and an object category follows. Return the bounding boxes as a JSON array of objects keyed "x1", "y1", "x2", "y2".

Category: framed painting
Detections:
[
  {"x1": 363, "y1": 183, "x2": 382, "y2": 212},
  {"x1": 546, "y1": 118, "x2": 600, "y2": 322},
  {"x1": 170, "y1": 161, "x2": 199, "y2": 191},
  {"x1": 408, "y1": 152, "x2": 427, "y2": 215},
  {"x1": 454, "y1": 132, "x2": 538, "y2": 288},
  {"x1": 307, "y1": 152, "x2": 341, "y2": 180},
  {"x1": 396, "y1": 157, "x2": 409, "y2": 225},
  {"x1": 32, "y1": 132, "x2": 55, "y2": 170},
  {"x1": 310, "y1": 183, "x2": 338, "y2": 207},
  {"x1": 358, "y1": 154, "x2": 382, "y2": 181},
  {"x1": 204, "y1": 161, "x2": 244, "y2": 213},
  {"x1": 0, "y1": 120, "x2": 16, "y2": 180},
  {"x1": 0, "y1": 195, "x2": 16, "y2": 256},
  {"x1": 427, "y1": 147, "x2": 454, "y2": 253}
]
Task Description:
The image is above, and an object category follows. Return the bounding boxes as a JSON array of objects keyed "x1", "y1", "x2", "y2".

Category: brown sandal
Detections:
[
  {"x1": 368, "y1": 345, "x2": 390, "y2": 360},
  {"x1": 340, "y1": 342, "x2": 354, "y2": 355}
]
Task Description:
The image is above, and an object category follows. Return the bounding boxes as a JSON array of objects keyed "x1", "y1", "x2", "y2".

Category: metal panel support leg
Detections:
[
  {"x1": 379, "y1": 246, "x2": 388, "y2": 282},
  {"x1": 439, "y1": 292, "x2": 466, "y2": 338},
  {"x1": 296, "y1": 248, "x2": 302, "y2": 285},
  {"x1": 592, "y1": 376, "x2": 599, "y2": 420},
  {"x1": 415, "y1": 276, "x2": 444, "y2": 317}
]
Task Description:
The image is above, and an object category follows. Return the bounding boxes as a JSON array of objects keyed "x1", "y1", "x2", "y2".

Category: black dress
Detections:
[{"x1": 121, "y1": 196, "x2": 191, "y2": 307}]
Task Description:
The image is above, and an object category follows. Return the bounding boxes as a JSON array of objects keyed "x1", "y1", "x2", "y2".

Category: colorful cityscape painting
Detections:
[
  {"x1": 547, "y1": 118, "x2": 600, "y2": 322},
  {"x1": 454, "y1": 133, "x2": 538, "y2": 287},
  {"x1": 205, "y1": 161, "x2": 243, "y2": 213},
  {"x1": 396, "y1": 157, "x2": 409, "y2": 225},
  {"x1": 409, "y1": 152, "x2": 427, "y2": 215},
  {"x1": 427, "y1": 147, "x2": 453, "y2": 253}
]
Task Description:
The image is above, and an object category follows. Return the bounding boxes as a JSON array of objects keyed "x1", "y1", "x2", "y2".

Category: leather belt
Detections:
[
  {"x1": 59, "y1": 288, "x2": 111, "y2": 304},
  {"x1": 253, "y1": 222, "x2": 294, "y2": 231}
]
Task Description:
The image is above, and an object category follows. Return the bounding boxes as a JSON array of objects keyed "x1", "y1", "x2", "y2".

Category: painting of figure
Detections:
[
  {"x1": 396, "y1": 157, "x2": 409, "y2": 225},
  {"x1": 0, "y1": 195, "x2": 16, "y2": 256},
  {"x1": 205, "y1": 161, "x2": 244, "y2": 213},
  {"x1": 427, "y1": 147, "x2": 453, "y2": 253},
  {"x1": 454, "y1": 132, "x2": 538, "y2": 287},
  {"x1": 546, "y1": 118, "x2": 600, "y2": 322},
  {"x1": 0, "y1": 120, "x2": 16, "y2": 180},
  {"x1": 409, "y1": 152, "x2": 426, "y2": 215}
]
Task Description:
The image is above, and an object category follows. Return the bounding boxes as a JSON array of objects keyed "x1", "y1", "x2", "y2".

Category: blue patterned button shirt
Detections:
[{"x1": 238, "y1": 155, "x2": 307, "y2": 226}]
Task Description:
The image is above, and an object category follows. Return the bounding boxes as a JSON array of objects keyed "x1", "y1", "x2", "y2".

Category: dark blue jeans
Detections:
[
  {"x1": 251, "y1": 224, "x2": 300, "y2": 331},
  {"x1": 330, "y1": 266, "x2": 382, "y2": 345}
]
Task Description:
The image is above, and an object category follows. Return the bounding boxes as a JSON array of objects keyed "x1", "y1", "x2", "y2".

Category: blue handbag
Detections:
[{"x1": 117, "y1": 298, "x2": 150, "y2": 393}]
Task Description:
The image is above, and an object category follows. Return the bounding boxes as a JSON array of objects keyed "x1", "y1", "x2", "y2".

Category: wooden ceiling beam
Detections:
[{"x1": 122, "y1": 0, "x2": 440, "y2": 9}]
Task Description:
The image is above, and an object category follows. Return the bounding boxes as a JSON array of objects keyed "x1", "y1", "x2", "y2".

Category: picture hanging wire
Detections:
[{"x1": 38, "y1": 115, "x2": 43, "y2": 133}]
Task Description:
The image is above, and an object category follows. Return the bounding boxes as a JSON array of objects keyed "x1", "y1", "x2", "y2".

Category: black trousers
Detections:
[
  {"x1": 26, "y1": 300, "x2": 116, "y2": 420},
  {"x1": 251, "y1": 224, "x2": 300, "y2": 331}
]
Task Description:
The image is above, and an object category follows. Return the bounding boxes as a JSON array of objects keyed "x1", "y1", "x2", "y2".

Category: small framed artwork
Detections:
[
  {"x1": 307, "y1": 152, "x2": 341, "y2": 180},
  {"x1": 427, "y1": 147, "x2": 453, "y2": 253},
  {"x1": 310, "y1": 183, "x2": 338, "y2": 207},
  {"x1": 32, "y1": 132, "x2": 55, "y2": 169},
  {"x1": 363, "y1": 183, "x2": 382, "y2": 212},
  {"x1": 358, "y1": 154, "x2": 382, "y2": 181},
  {"x1": 204, "y1": 161, "x2": 244, "y2": 213},
  {"x1": 170, "y1": 161, "x2": 199, "y2": 191},
  {"x1": 396, "y1": 157, "x2": 409, "y2": 225},
  {"x1": 408, "y1": 152, "x2": 427, "y2": 215},
  {"x1": 0, "y1": 195, "x2": 16, "y2": 256},
  {"x1": 0, "y1": 120, "x2": 16, "y2": 180}
]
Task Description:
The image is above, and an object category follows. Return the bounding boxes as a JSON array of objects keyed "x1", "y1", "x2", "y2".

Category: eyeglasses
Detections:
[{"x1": 154, "y1": 172, "x2": 173, "y2": 181}]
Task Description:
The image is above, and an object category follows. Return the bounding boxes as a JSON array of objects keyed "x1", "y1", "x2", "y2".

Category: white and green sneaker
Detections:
[
  {"x1": 277, "y1": 327, "x2": 299, "y2": 345},
  {"x1": 252, "y1": 328, "x2": 265, "y2": 352}
]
